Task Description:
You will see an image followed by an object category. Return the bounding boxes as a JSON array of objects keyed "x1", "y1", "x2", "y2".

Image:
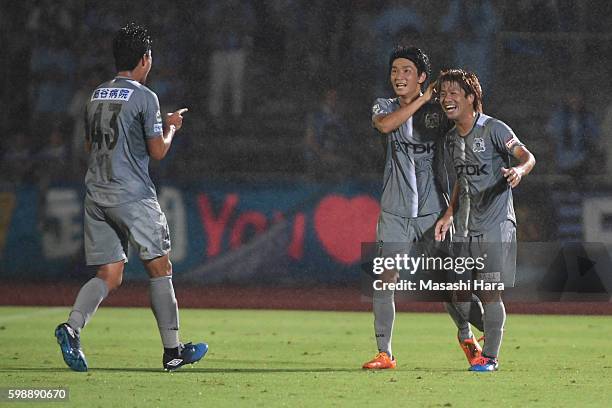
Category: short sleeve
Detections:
[
  {"x1": 143, "y1": 91, "x2": 163, "y2": 139},
  {"x1": 371, "y1": 98, "x2": 393, "y2": 122},
  {"x1": 489, "y1": 119, "x2": 523, "y2": 155}
]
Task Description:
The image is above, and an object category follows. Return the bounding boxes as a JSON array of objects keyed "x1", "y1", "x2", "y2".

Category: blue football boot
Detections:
[{"x1": 55, "y1": 323, "x2": 88, "y2": 372}]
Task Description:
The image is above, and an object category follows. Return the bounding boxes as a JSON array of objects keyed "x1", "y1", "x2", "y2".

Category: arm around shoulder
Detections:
[{"x1": 372, "y1": 93, "x2": 431, "y2": 134}]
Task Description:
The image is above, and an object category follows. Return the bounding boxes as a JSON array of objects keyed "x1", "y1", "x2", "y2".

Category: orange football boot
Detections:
[
  {"x1": 362, "y1": 352, "x2": 396, "y2": 369},
  {"x1": 458, "y1": 335, "x2": 482, "y2": 366}
]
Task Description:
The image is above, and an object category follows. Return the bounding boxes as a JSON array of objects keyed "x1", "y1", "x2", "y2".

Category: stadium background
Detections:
[{"x1": 1, "y1": 0, "x2": 611, "y2": 310}]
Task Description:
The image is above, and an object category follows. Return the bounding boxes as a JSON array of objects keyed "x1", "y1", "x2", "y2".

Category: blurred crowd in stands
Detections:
[{"x1": 1, "y1": 0, "x2": 612, "y2": 191}]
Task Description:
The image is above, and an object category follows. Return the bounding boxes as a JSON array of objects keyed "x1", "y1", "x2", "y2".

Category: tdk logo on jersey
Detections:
[
  {"x1": 472, "y1": 137, "x2": 486, "y2": 153},
  {"x1": 456, "y1": 164, "x2": 488, "y2": 176},
  {"x1": 91, "y1": 88, "x2": 133, "y2": 102},
  {"x1": 393, "y1": 141, "x2": 435, "y2": 155},
  {"x1": 424, "y1": 113, "x2": 440, "y2": 128},
  {"x1": 154, "y1": 124, "x2": 163, "y2": 133},
  {"x1": 373, "y1": 104, "x2": 383, "y2": 115}
]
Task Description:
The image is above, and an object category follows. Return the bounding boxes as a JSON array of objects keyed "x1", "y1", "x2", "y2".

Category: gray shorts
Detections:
[
  {"x1": 454, "y1": 220, "x2": 517, "y2": 287},
  {"x1": 84, "y1": 197, "x2": 171, "y2": 266},
  {"x1": 376, "y1": 210, "x2": 440, "y2": 257}
]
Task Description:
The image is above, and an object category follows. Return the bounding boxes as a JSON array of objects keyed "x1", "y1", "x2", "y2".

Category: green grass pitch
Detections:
[{"x1": 1, "y1": 306, "x2": 611, "y2": 407}]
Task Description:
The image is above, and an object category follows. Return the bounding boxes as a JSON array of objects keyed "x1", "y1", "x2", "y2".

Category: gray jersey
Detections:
[
  {"x1": 84, "y1": 77, "x2": 163, "y2": 207},
  {"x1": 372, "y1": 98, "x2": 451, "y2": 218},
  {"x1": 447, "y1": 113, "x2": 524, "y2": 235}
]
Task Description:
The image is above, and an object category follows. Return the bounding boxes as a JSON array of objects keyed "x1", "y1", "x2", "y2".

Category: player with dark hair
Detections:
[
  {"x1": 54, "y1": 22, "x2": 207, "y2": 372},
  {"x1": 435, "y1": 69, "x2": 536, "y2": 371},
  {"x1": 363, "y1": 46, "x2": 483, "y2": 369}
]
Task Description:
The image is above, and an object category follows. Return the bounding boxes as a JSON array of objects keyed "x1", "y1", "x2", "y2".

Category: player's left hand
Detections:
[{"x1": 501, "y1": 166, "x2": 524, "y2": 188}]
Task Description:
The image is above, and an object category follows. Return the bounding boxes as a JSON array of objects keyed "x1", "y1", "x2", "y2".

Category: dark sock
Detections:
[{"x1": 164, "y1": 346, "x2": 180, "y2": 358}]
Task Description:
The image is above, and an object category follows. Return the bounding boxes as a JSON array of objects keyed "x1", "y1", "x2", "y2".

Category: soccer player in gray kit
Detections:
[
  {"x1": 363, "y1": 46, "x2": 483, "y2": 369},
  {"x1": 435, "y1": 69, "x2": 535, "y2": 371},
  {"x1": 55, "y1": 23, "x2": 207, "y2": 372}
]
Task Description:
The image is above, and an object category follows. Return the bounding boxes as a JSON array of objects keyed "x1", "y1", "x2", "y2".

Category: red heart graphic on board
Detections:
[{"x1": 314, "y1": 194, "x2": 379, "y2": 264}]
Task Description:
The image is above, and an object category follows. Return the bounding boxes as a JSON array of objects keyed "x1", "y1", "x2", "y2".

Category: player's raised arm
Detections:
[
  {"x1": 147, "y1": 108, "x2": 188, "y2": 160},
  {"x1": 373, "y1": 81, "x2": 436, "y2": 134},
  {"x1": 502, "y1": 145, "x2": 536, "y2": 188}
]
